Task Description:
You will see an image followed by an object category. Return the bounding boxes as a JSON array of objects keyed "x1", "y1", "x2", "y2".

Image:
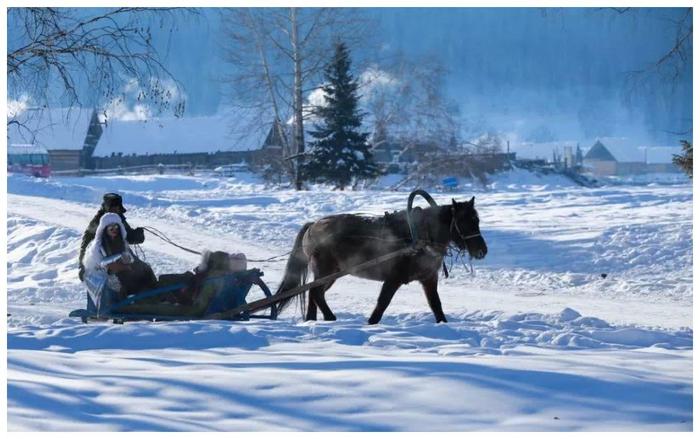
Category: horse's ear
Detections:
[
  {"x1": 468, "y1": 196, "x2": 475, "y2": 207},
  {"x1": 452, "y1": 198, "x2": 457, "y2": 208}
]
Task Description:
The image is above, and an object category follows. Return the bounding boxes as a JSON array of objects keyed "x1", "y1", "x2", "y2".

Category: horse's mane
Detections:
[
  {"x1": 350, "y1": 204, "x2": 448, "y2": 244},
  {"x1": 379, "y1": 204, "x2": 444, "y2": 225}
]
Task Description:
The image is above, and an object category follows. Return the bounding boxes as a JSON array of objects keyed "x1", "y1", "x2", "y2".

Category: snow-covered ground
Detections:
[{"x1": 6, "y1": 170, "x2": 693, "y2": 431}]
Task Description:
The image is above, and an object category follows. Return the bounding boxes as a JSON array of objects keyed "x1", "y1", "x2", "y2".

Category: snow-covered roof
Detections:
[
  {"x1": 8, "y1": 144, "x2": 49, "y2": 155},
  {"x1": 7, "y1": 108, "x2": 93, "y2": 150},
  {"x1": 585, "y1": 138, "x2": 681, "y2": 164},
  {"x1": 94, "y1": 112, "x2": 270, "y2": 157},
  {"x1": 514, "y1": 137, "x2": 680, "y2": 164},
  {"x1": 590, "y1": 138, "x2": 643, "y2": 162},
  {"x1": 584, "y1": 140, "x2": 617, "y2": 161}
]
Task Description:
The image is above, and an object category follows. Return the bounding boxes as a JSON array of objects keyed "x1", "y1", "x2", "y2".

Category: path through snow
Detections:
[{"x1": 6, "y1": 172, "x2": 693, "y2": 431}]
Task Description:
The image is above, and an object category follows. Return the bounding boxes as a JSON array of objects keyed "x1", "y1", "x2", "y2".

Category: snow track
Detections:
[{"x1": 6, "y1": 172, "x2": 693, "y2": 431}]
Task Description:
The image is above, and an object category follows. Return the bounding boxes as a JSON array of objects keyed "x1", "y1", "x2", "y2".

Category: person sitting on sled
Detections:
[
  {"x1": 82, "y1": 213, "x2": 157, "y2": 302},
  {"x1": 78, "y1": 193, "x2": 146, "y2": 282}
]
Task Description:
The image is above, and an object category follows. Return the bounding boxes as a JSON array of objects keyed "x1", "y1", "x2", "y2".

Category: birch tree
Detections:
[{"x1": 221, "y1": 7, "x2": 371, "y2": 189}]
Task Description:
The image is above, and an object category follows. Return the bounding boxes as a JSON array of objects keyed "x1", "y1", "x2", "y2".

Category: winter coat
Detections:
[
  {"x1": 83, "y1": 213, "x2": 157, "y2": 301},
  {"x1": 82, "y1": 213, "x2": 133, "y2": 307},
  {"x1": 78, "y1": 209, "x2": 144, "y2": 280},
  {"x1": 83, "y1": 213, "x2": 131, "y2": 273}
]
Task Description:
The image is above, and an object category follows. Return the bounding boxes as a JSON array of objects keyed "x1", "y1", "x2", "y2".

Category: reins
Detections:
[
  {"x1": 447, "y1": 207, "x2": 481, "y2": 277},
  {"x1": 142, "y1": 226, "x2": 291, "y2": 263},
  {"x1": 143, "y1": 226, "x2": 201, "y2": 255}
]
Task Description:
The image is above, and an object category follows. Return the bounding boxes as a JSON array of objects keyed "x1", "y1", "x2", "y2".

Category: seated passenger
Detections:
[
  {"x1": 78, "y1": 192, "x2": 145, "y2": 282},
  {"x1": 82, "y1": 213, "x2": 157, "y2": 302}
]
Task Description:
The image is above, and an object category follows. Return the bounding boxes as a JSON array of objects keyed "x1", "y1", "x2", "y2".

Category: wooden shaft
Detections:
[{"x1": 206, "y1": 246, "x2": 418, "y2": 320}]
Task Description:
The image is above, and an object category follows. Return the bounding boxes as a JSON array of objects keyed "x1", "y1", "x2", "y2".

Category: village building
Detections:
[
  {"x1": 370, "y1": 140, "x2": 404, "y2": 165},
  {"x1": 8, "y1": 108, "x2": 281, "y2": 173},
  {"x1": 92, "y1": 112, "x2": 268, "y2": 169},
  {"x1": 9, "y1": 109, "x2": 685, "y2": 179},
  {"x1": 8, "y1": 108, "x2": 103, "y2": 172},
  {"x1": 583, "y1": 139, "x2": 683, "y2": 177},
  {"x1": 583, "y1": 140, "x2": 618, "y2": 176}
]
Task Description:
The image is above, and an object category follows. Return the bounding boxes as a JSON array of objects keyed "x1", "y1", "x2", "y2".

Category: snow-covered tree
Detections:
[
  {"x1": 361, "y1": 55, "x2": 461, "y2": 150},
  {"x1": 304, "y1": 42, "x2": 379, "y2": 190}
]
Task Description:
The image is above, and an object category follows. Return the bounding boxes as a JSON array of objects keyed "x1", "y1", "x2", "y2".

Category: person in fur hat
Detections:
[
  {"x1": 78, "y1": 193, "x2": 145, "y2": 281},
  {"x1": 83, "y1": 213, "x2": 157, "y2": 301}
]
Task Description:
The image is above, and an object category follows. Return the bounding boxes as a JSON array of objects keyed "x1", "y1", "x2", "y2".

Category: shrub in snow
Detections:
[{"x1": 672, "y1": 140, "x2": 692, "y2": 178}]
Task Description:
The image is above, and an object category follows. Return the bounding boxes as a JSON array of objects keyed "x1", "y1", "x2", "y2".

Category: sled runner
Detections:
[{"x1": 69, "y1": 268, "x2": 277, "y2": 323}]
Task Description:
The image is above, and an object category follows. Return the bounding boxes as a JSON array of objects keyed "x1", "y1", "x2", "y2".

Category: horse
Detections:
[{"x1": 273, "y1": 196, "x2": 488, "y2": 324}]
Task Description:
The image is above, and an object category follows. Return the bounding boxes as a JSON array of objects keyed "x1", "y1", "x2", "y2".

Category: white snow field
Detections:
[{"x1": 6, "y1": 171, "x2": 693, "y2": 431}]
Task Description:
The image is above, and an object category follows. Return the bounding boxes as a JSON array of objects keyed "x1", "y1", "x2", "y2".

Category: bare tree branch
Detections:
[
  {"x1": 220, "y1": 7, "x2": 373, "y2": 189},
  {"x1": 8, "y1": 7, "x2": 191, "y2": 129}
]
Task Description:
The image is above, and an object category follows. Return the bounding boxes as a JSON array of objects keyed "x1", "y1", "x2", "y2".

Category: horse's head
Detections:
[{"x1": 449, "y1": 197, "x2": 487, "y2": 259}]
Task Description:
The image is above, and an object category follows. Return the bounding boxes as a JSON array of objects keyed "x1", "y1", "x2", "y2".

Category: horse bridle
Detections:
[
  {"x1": 406, "y1": 188, "x2": 481, "y2": 249},
  {"x1": 450, "y1": 207, "x2": 482, "y2": 243}
]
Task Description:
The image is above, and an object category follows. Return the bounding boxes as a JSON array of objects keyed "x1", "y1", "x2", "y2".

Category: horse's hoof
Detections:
[
  {"x1": 325, "y1": 315, "x2": 337, "y2": 321},
  {"x1": 368, "y1": 317, "x2": 380, "y2": 325}
]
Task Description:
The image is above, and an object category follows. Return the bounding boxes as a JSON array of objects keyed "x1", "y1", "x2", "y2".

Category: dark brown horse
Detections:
[{"x1": 274, "y1": 197, "x2": 487, "y2": 324}]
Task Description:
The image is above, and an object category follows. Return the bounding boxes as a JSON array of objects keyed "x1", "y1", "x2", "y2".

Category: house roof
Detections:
[
  {"x1": 584, "y1": 140, "x2": 617, "y2": 161},
  {"x1": 7, "y1": 108, "x2": 94, "y2": 150},
  {"x1": 8, "y1": 144, "x2": 49, "y2": 155},
  {"x1": 584, "y1": 138, "x2": 681, "y2": 164},
  {"x1": 94, "y1": 110, "x2": 272, "y2": 157}
]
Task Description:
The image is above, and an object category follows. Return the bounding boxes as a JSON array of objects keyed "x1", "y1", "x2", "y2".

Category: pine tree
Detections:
[
  {"x1": 304, "y1": 42, "x2": 380, "y2": 190},
  {"x1": 673, "y1": 140, "x2": 692, "y2": 178}
]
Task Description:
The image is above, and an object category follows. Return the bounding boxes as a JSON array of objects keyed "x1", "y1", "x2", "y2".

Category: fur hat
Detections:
[{"x1": 102, "y1": 193, "x2": 126, "y2": 213}]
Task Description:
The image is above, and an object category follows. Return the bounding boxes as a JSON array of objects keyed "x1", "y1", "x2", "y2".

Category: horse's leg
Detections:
[
  {"x1": 312, "y1": 279, "x2": 336, "y2": 321},
  {"x1": 368, "y1": 280, "x2": 402, "y2": 325},
  {"x1": 308, "y1": 256, "x2": 337, "y2": 321},
  {"x1": 420, "y1": 274, "x2": 447, "y2": 323},
  {"x1": 305, "y1": 255, "x2": 320, "y2": 321},
  {"x1": 306, "y1": 293, "x2": 318, "y2": 321}
]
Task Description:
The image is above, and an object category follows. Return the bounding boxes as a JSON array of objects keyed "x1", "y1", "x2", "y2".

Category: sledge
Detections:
[{"x1": 69, "y1": 268, "x2": 277, "y2": 324}]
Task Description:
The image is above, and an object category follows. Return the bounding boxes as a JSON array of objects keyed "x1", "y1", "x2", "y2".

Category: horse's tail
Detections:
[{"x1": 274, "y1": 222, "x2": 312, "y2": 315}]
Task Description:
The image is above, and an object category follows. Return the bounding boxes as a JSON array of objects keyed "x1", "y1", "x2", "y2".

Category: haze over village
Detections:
[{"x1": 8, "y1": 8, "x2": 691, "y2": 183}]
